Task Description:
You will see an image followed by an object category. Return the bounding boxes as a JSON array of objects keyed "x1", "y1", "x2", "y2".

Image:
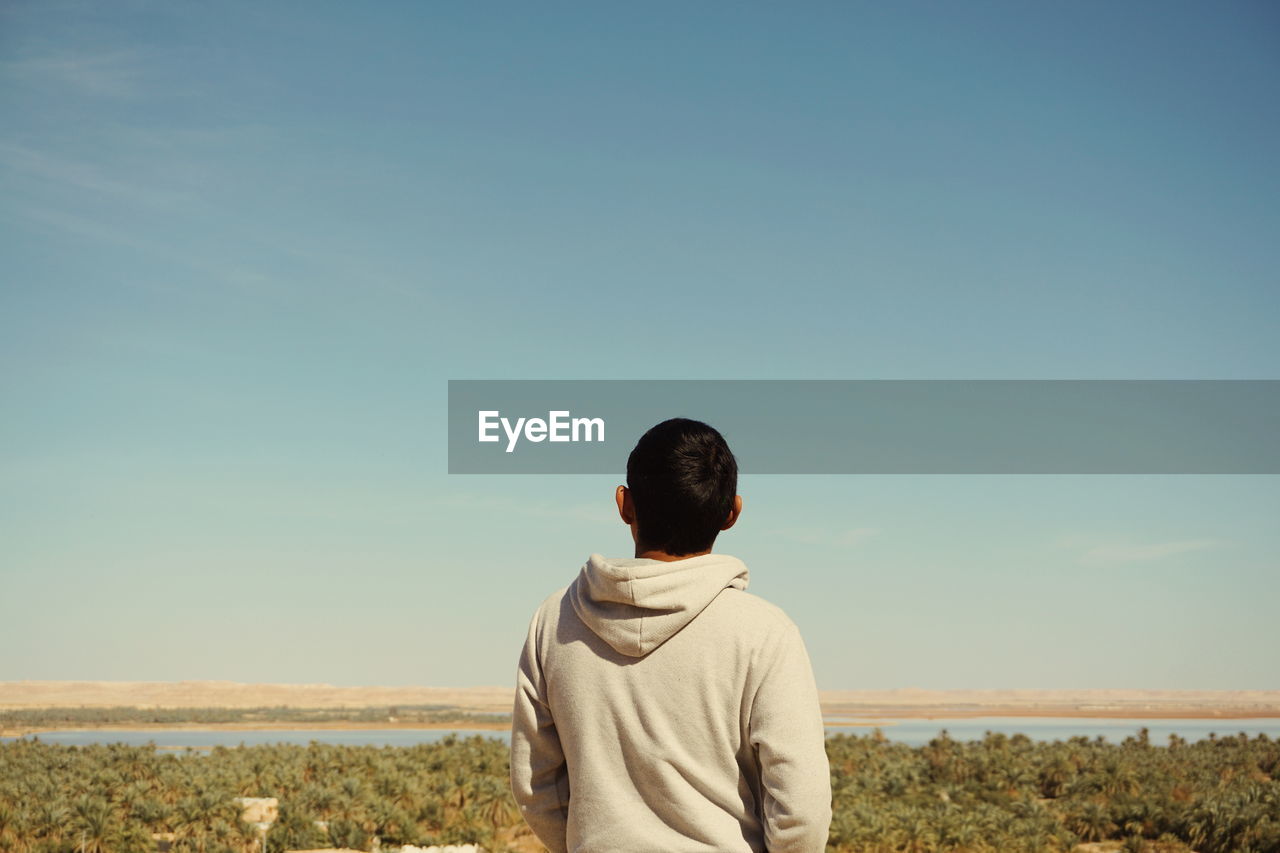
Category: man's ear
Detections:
[
  {"x1": 720, "y1": 494, "x2": 743, "y2": 532},
  {"x1": 616, "y1": 485, "x2": 636, "y2": 525}
]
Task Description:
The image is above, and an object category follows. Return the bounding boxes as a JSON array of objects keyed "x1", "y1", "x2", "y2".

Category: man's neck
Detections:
[{"x1": 634, "y1": 547, "x2": 712, "y2": 562}]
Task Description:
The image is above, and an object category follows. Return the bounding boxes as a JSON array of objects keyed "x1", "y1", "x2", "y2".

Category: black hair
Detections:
[{"x1": 625, "y1": 418, "x2": 738, "y2": 556}]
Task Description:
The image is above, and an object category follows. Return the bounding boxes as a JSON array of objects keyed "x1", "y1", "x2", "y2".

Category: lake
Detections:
[
  {"x1": 823, "y1": 716, "x2": 1280, "y2": 746},
  {"x1": 4, "y1": 717, "x2": 1279, "y2": 751}
]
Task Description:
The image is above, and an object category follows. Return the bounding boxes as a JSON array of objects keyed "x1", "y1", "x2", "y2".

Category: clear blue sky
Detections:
[{"x1": 2, "y1": 2, "x2": 1277, "y2": 690}]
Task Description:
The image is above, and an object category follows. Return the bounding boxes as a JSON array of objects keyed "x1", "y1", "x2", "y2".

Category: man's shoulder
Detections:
[
  {"x1": 531, "y1": 585, "x2": 571, "y2": 622},
  {"x1": 709, "y1": 587, "x2": 798, "y2": 634}
]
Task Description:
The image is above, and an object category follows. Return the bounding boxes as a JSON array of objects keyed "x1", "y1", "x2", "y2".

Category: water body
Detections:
[
  {"x1": 4, "y1": 718, "x2": 1279, "y2": 751},
  {"x1": 824, "y1": 716, "x2": 1280, "y2": 747}
]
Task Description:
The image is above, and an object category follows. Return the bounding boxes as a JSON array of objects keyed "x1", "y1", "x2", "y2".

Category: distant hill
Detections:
[{"x1": 2, "y1": 681, "x2": 1278, "y2": 718}]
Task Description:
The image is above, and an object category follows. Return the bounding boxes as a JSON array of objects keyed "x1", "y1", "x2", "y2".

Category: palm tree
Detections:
[
  {"x1": 71, "y1": 794, "x2": 119, "y2": 853},
  {"x1": 32, "y1": 801, "x2": 69, "y2": 843},
  {"x1": 471, "y1": 775, "x2": 518, "y2": 830},
  {"x1": 1069, "y1": 801, "x2": 1118, "y2": 842}
]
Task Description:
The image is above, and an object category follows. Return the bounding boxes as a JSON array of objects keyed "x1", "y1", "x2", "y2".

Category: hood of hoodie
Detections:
[{"x1": 568, "y1": 552, "x2": 750, "y2": 657}]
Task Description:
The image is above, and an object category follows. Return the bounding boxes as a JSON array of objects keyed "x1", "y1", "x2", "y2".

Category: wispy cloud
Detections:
[
  {"x1": 14, "y1": 205, "x2": 159, "y2": 254},
  {"x1": 0, "y1": 142, "x2": 191, "y2": 207},
  {"x1": 766, "y1": 526, "x2": 879, "y2": 548},
  {"x1": 4, "y1": 51, "x2": 142, "y2": 97},
  {"x1": 1074, "y1": 538, "x2": 1222, "y2": 565}
]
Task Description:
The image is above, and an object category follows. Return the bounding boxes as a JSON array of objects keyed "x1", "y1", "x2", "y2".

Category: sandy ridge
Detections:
[{"x1": 2, "y1": 681, "x2": 1278, "y2": 717}]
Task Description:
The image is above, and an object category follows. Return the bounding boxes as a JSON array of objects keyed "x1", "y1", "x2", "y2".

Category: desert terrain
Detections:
[
  {"x1": 2, "y1": 681, "x2": 1278, "y2": 738},
  {"x1": 818, "y1": 687, "x2": 1280, "y2": 719}
]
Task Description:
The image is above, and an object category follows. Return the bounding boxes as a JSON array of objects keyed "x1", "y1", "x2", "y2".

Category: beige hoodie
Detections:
[{"x1": 510, "y1": 553, "x2": 831, "y2": 852}]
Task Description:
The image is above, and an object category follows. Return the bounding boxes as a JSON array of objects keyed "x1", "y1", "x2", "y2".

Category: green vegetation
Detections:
[
  {"x1": 0, "y1": 735, "x2": 517, "y2": 853},
  {"x1": 0, "y1": 728, "x2": 1276, "y2": 853},
  {"x1": 827, "y1": 728, "x2": 1279, "y2": 853},
  {"x1": 0, "y1": 705, "x2": 510, "y2": 731}
]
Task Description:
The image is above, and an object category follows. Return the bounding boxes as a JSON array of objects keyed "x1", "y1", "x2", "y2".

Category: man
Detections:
[{"x1": 510, "y1": 418, "x2": 831, "y2": 852}]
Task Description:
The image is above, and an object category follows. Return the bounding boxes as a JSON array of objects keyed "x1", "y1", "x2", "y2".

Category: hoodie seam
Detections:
[
  {"x1": 747, "y1": 621, "x2": 797, "y2": 742},
  {"x1": 628, "y1": 566, "x2": 641, "y2": 655}
]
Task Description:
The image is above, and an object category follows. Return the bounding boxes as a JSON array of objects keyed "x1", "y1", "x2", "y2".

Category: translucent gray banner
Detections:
[{"x1": 447, "y1": 380, "x2": 1279, "y2": 474}]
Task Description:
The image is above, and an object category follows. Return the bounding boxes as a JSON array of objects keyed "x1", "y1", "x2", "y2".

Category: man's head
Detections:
[{"x1": 615, "y1": 418, "x2": 742, "y2": 558}]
